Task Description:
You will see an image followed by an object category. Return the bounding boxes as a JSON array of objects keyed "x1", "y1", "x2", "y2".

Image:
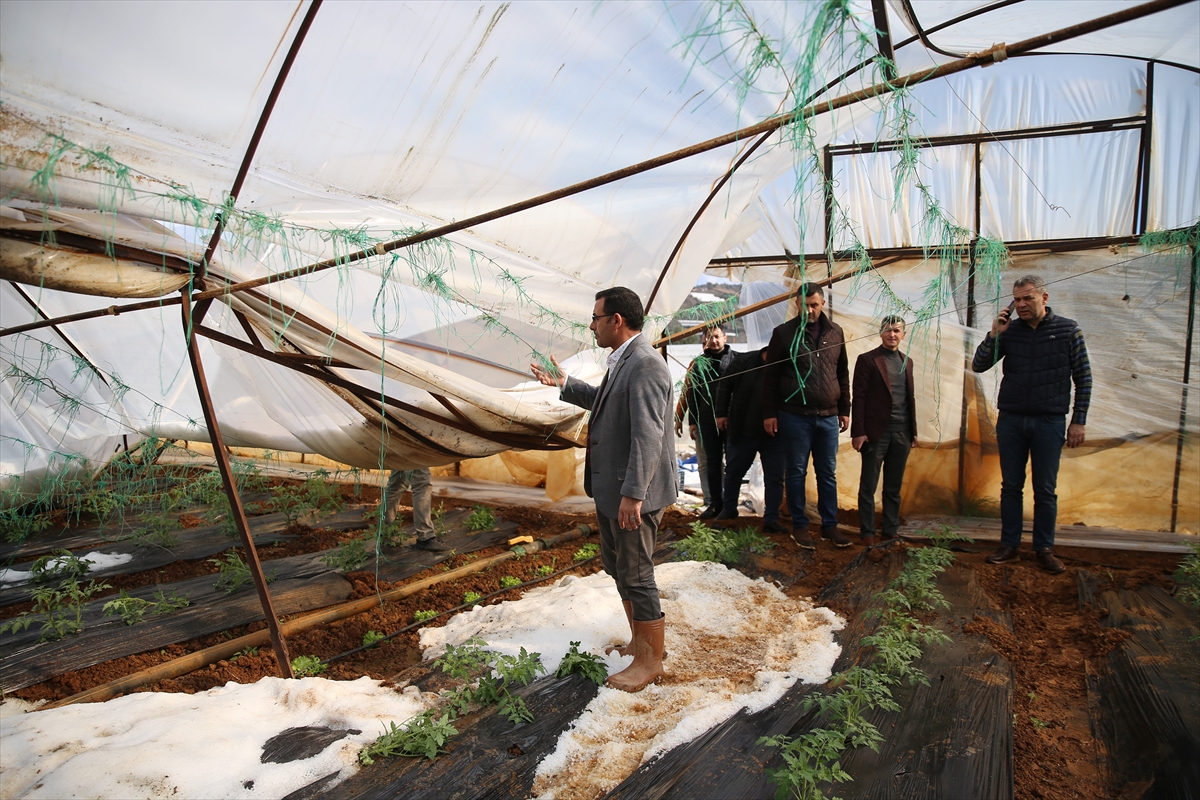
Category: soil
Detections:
[{"x1": 3, "y1": 492, "x2": 1188, "y2": 800}]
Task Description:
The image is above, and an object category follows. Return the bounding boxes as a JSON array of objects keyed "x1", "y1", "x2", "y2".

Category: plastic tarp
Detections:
[{"x1": 1, "y1": 1, "x2": 1197, "y2": 531}]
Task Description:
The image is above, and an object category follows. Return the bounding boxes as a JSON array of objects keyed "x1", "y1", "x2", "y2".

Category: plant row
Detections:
[
  {"x1": 761, "y1": 526, "x2": 968, "y2": 800},
  {"x1": 359, "y1": 639, "x2": 607, "y2": 763}
]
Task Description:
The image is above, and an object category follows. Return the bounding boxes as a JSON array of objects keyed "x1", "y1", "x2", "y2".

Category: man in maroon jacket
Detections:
[{"x1": 851, "y1": 316, "x2": 918, "y2": 546}]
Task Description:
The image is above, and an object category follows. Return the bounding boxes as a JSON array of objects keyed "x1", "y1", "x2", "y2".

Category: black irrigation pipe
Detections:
[{"x1": 320, "y1": 554, "x2": 604, "y2": 666}]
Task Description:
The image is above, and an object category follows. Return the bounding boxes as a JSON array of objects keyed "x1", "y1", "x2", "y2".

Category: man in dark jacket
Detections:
[
  {"x1": 851, "y1": 316, "x2": 918, "y2": 547},
  {"x1": 972, "y1": 274, "x2": 1091, "y2": 574},
  {"x1": 763, "y1": 283, "x2": 851, "y2": 549},
  {"x1": 714, "y1": 347, "x2": 785, "y2": 532},
  {"x1": 674, "y1": 325, "x2": 737, "y2": 519}
]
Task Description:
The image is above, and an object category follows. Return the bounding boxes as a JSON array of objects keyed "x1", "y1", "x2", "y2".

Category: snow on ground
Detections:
[
  {"x1": 0, "y1": 552, "x2": 134, "y2": 586},
  {"x1": 421, "y1": 560, "x2": 845, "y2": 800},
  {"x1": 0, "y1": 677, "x2": 434, "y2": 800},
  {"x1": 1, "y1": 561, "x2": 842, "y2": 800}
]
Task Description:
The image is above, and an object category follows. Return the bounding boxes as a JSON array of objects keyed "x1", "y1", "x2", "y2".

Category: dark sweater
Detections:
[
  {"x1": 716, "y1": 348, "x2": 768, "y2": 439},
  {"x1": 762, "y1": 313, "x2": 850, "y2": 418},
  {"x1": 681, "y1": 344, "x2": 737, "y2": 427},
  {"x1": 972, "y1": 308, "x2": 1092, "y2": 425}
]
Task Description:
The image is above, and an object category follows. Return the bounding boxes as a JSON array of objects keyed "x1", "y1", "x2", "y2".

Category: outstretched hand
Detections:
[{"x1": 531, "y1": 355, "x2": 566, "y2": 388}]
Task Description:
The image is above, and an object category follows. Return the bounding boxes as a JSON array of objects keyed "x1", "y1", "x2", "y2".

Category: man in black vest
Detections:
[
  {"x1": 714, "y1": 347, "x2": 786, "y2": 532},
  {"x1": 972, "y1": 274, "x2": 1092, "y2": 574}
]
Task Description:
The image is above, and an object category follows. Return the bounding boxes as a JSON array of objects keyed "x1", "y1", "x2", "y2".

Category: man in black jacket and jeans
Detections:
[
  {"x1": 714, "y1": 347, "x2": 785, "y2": 532},
  {"x1": 763, "y1": 283, "x2": 851, "y2": 549},
  {"x1": 972, "y1": 274, "x2": 1092, "y2": 574}
]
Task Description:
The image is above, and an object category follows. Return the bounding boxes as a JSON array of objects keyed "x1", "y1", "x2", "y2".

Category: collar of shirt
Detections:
[{"x1": 606, "y1": 332, "x2": 641, "y2": 372}]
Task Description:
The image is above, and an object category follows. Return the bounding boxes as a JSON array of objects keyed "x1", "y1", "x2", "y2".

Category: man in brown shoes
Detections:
[{"x1": 972, "y1": 276, "x2": 1090, "y2": 575}]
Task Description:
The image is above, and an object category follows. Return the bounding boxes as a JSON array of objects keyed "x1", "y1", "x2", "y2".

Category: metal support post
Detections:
[{"x1": 181, "y1": 291, "x2": 294, "y2": 678}]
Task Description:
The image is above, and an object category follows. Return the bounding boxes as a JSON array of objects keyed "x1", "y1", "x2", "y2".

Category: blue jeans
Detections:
[
  {"x1": 778, "y1": 412, "x2": 839, "y2": 530},
  {"x1": 722, "y1": 433, "x2": 785, "y2": 523},
  {"x1": 996, "y1": 412, "x2": 1066, "y2": 550}
]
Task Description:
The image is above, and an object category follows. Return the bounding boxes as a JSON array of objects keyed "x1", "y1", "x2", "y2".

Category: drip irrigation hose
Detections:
[{"x1": 41, "y1": 524, "x2": 593, "y2": 709}]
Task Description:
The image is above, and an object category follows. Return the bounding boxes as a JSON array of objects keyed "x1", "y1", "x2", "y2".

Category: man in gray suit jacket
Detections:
[{"x1": 531, "y1": 286, "x2": 677, "y2": 693}]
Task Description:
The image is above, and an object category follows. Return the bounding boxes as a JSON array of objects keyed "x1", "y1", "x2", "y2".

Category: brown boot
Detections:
[
  {"x1": 606, "y1": 615, "x2": 665, "y2": 692},
  {"x1": 605, "y1": 600, "x2": 635, "y2": 657}
]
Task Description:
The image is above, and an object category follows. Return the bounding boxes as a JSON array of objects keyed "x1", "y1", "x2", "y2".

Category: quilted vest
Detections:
[{"x1": 995, "y1": 311, "x2": 1080, "y2": 416}]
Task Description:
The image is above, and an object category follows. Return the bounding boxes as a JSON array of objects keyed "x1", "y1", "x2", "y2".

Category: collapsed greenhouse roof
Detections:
[{"x1": 1, "y1": 0, "x2": 1198, "y2": 531}]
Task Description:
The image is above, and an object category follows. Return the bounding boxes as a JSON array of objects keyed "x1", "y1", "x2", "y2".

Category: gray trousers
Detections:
[
  {"x1": 385, "y1": 468, "x2": 434, "y2": 540},
  {"x1": 857, "y1": 428, "x2": 911, "y2": 538},
  {"x1": 695, "y1": 441, "x2": 712, "y2": 506},
  {"x1": 595, "y1": 506, "x2": 664, "y2": 621}
]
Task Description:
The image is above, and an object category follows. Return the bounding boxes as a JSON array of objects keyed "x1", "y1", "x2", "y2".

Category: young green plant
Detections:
[
  {"x1": 291, "y1": 655, "x2": 327, "y2": 677},
  {"x1": 465, "y1": 504, "x2": 496, "y2": 531}
]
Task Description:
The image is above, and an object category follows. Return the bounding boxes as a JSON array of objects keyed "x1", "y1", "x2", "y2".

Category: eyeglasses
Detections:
[{"x1": 590, "y1": 313, "x2": 614, "y2": 322}]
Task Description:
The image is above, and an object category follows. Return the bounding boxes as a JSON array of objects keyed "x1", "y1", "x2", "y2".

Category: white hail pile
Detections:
[
  {"x1": 0, "y1": 552, "x2": 134, "y2": 586},
  {"x1": 0, "y1": 677, "x2": 433, "y2": 799},
  {"x1": 422, "y1": 560, "x2": 844, "y2": 800},
  {"x1": 1, "y1": 560, "x2": 842, "y2": 800}
]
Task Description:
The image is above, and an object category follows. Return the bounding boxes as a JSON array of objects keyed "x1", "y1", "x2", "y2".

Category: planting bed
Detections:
[{"x1": 1, "y1": 475, "x2": 1194, "y2": 800}]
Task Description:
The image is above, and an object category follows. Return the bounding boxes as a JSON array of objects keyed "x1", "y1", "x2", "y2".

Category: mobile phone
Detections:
[{"x1": 1004, "y1": 300, "x2": 1016, "y2": 316}]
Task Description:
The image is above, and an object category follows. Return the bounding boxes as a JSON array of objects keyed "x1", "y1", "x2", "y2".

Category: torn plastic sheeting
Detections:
[{"x1": 0, "y1": 239, "x2": 191, "y2": 299}]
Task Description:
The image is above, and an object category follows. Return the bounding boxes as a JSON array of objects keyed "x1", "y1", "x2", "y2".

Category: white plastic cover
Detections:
[{"x1": 1, "y1": 1, "x2": 1197, "y2": 531}]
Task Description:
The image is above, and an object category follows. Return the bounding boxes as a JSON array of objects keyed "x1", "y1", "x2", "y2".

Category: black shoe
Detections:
[
  {"x1": 1035, "y1": 548, "x2": 1065, "y2": 574},
  {"x1": 820, "y1": 526, "x2": 852, "y2": 548},
  {"x1": 860, "y1": 533, "x2": 878, "y2": 547},
  {"x1": 414, "y1": 538, "x2": 452, "y2": 553},
  {"x1": 985, "y1": 545, "x2": 1019, "y2": 564},
  {"x1": 762, "y1": 521, "x2": 787, "y2": 534},
  {"x1": 714, "y1": 508, "x2": 739, "y2": 521},
  {"x1": 790, "y1": 530, "x2": 817, "y2": 550},
  {"x1": 699, "y1": 505, "x2": 721, "y2": 520}
]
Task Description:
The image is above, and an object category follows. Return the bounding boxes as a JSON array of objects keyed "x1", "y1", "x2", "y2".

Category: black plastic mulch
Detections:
[
  {"x1": 604, "y1": 547, "x2": 1016, "y2": 800},
  {"x1": 834, "y1": 564, "x2": 1014, "y2": 799},
  {"x1": 296, "y1": 674, "x2": 602, "y2": 800},
  {"x1": 0, "y1": 515, "x2": 517, "y2": 693},
  {"x1": 1079, "y1": 570, "x2": 1200, "y2": 799},
  {"x1": 0, "y1": 492, "x2": 275, "y2": 563},
  {"x1": 0, "y1": 573, "x2": 353, "y2": 692},
  {"x1": 310, "y1": 540, "x2": 678, "y2": 800},
  {"x1": 0, "y1": 501, "x2": 368, "y2": 608}
]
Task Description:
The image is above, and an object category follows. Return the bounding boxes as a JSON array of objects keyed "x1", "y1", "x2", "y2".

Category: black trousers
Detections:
[
  {"x1": 857, "y1": 427, "x2": 911, "y2": 537},
  {"x1": 696, "y1": 419, "x2": 725, "y2": 510}
]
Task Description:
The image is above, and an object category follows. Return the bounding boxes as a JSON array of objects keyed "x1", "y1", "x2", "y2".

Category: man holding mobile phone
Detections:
[{"x1": 972, "y1": 274, "x2": 1092, "y2": 574}]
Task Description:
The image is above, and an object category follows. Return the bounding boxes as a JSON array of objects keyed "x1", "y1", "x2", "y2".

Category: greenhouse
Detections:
[{"x1": 0, "y1": 1, "x2": 1197, "y2": 798}]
